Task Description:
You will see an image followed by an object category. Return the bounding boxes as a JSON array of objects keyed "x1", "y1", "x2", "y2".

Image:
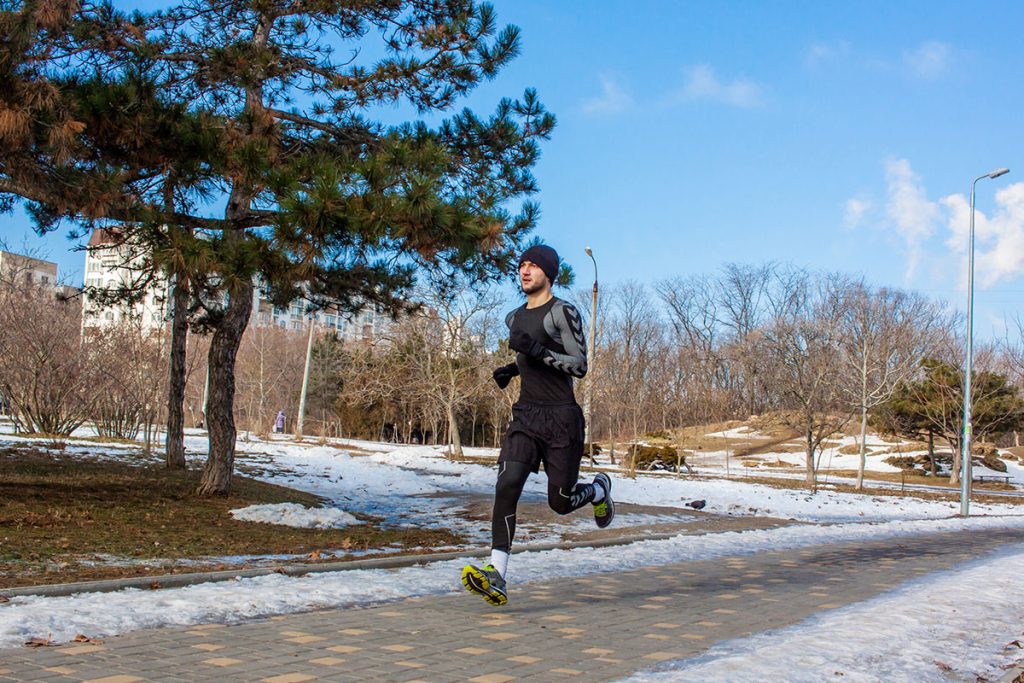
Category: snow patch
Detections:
[
  {"x1": 3, "y1": 515, "x2": 1024, "y2": 649},
  {"x1": 229, "y1": 503, "x2": 362, "y2": 529},
  {"x1": 625, "y1": 546, "x2": 1024, "y2": 682}
]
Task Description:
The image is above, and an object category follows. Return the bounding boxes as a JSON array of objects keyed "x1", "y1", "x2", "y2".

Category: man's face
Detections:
[{"x1": 519, "y1": 260, "x2": 549, "y2": 295}]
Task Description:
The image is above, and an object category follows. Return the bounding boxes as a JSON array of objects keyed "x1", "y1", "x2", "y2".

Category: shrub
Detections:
[
  {"x1": 884, "y1": 456, "x2": 919, "y2": 471},
  {"x1": 626, "y1": 444, "x2": 681, "y2": 470},
  {"x1": 979, "y1": 453, "x2": 1008, "y2": 473}
]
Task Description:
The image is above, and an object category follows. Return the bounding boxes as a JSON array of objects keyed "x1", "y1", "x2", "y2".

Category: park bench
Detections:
[{"x1": 975, "y1": 475, "x2": 1012, "y2": 485}]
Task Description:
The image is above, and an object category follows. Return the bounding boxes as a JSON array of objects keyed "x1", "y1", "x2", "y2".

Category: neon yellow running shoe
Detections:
[
  {"x1": 461, "y1": 563, "x2": 508, "y2": 606},
  {"x1": 593, "y1": 472, "x2": 615, "y2": 528}
]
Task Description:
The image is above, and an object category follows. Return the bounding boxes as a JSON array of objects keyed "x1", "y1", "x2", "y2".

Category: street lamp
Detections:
[
  {"x1": 296, "y1": 309, "x2": 317, "y2": 440},
  {"x1": 584, "y1": 247, "x2": 598, "y2": 466},
  {"x1": 961, "y1": 166, "x2": 1009, "y2": 516}
]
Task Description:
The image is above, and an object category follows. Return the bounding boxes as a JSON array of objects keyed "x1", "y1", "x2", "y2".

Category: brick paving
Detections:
[{"x1": 2, "y1": 527, "x2": 1023, "y2": 682}]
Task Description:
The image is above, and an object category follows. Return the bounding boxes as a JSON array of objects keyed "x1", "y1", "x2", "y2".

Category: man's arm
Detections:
[{"x1": 539, "y1": 300, "x2": 588, "y2": 378}]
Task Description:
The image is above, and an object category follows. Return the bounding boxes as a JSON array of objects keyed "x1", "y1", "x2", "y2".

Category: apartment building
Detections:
[
  {"x1": 82, "y1": 229, "x2": 170, "y2": 328},
  {"x1": 0, "y1": 250, "x2": 58, "y2": 287},
  {"x1": 82, "y1": 229, "x2": 392, "y2": 341}
]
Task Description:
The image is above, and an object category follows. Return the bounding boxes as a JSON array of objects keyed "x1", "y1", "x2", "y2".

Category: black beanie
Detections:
[{"x1": 518, "y1": 245, "x2": 559, "y2": 284}]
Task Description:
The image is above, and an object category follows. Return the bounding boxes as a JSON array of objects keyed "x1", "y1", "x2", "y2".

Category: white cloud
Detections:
[
  {"x1": 805, "y1": 40, "x2": 851, "y2": 67},
  {"x1": 941, "y1": 182, "x2": 1024, "y2": 288},
  {"x1": 903, "y1": 41, "x2": 952, "y2": 79},
  {"x1": 884, "y1": 158, "x2": 941, "y2": 282},
  {"x1": 679, "y1": 65, "x2": 763, "y2": 108},
  {"x1": 843, "y1": 197, "x2": 872, "y2": 229},
  {"x1": 582, "y1": 74, "x2": 633, "y2": 115}
]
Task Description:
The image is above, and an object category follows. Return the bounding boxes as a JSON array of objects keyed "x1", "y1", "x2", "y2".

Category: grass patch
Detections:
[
  {"x1": 722, "y1": 471, "x2": 1024, "y2": 505},
  {"x1": 0, "y1": 446, "x2": 462, "y2": 589}
]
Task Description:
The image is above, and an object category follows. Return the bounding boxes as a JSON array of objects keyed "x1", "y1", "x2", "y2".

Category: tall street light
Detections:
[
  {"x1": 584, "y1": 247, "x2": 598, "y2": 466},
  {"x1": 961, "y1": 166, "x2": 1009, "y2": 516},
  {"x1": 296, "y1": 309, "x2": 317, "y2": 440}
]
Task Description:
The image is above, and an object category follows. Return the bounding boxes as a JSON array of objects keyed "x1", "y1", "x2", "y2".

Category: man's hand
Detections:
[
  {"x1": 509, "y1": 328, "x2": 548, "y2": 360},
  {"x1": 492, "y1": 363, "x2": 519, "y2": 389}
]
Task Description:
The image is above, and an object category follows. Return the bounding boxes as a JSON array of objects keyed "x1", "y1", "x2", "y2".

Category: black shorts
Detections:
[{"x1": 498, "y1": 402, "x2": 585, "y2": 488}]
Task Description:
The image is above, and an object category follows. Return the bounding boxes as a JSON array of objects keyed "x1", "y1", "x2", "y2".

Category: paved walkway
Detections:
[{"x1": 3, "y1": 527, "x2": 1024, "y2": 682}]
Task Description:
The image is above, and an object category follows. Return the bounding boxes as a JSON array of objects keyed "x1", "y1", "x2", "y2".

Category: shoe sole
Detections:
[
  {"x1": 461, "y1": 565, "x2": 508, "y2": 606},
  {"x1": 595, "y1": 474, "x2": 615, "y2": 529}
]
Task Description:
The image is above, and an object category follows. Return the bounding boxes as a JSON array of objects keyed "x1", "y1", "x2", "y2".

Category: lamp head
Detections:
[
  {"x1": 988, "y1": 168, "x2": 1010, "y2": 179},
  {"x1": 585, "y1": 246, "x2": 593, "y2": 257}
]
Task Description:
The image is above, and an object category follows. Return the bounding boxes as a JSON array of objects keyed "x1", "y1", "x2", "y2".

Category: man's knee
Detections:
[
  {"x1": 494, "y1": 461, "x2": 531, "y2": 502},
  {"x1": 547, "y1": 486, "x2": 575, "y2": 515},
  {"x1": 495, "y1": 472, "x2": 522, "y2": 501}
]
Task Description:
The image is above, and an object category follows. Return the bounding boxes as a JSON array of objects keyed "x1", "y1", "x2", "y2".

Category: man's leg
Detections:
[
  {"x1": 544, "y1": 406, "x2": 614, "y2": 525},
  {"x1": 546, "y1": 479, "x2": 598, "y2": 515},
  {"x1": 463, "y1": 431, "x2": 537, "y2": 606},
  {"x1": 490, "y1": 459, "x2": 533, "y2": 575}
]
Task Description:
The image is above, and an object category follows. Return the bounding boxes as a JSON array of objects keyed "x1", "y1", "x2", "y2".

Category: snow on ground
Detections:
[
  {"x1": 3, "y1": 515, "x2": 1024, "y2": 648},
  {"x1": 609, "y1": 471, "x2": 1015, "y2": 522},
  {"x1": 331, "y1": 442, "x2": 1024, "y2": 524},
  {"x1": 6, "y1": 425, "x2": 1024, "y2": 537},
  {"x1": 229, "y1": 503, "x2": 362, "y2": 529},
  {"x1": 704, "y1": 426, "x2": 756, "y2": 438},
  {"x1": 5, "y1": 424, "x2": 1024, "y2": 663},
  {"x1": 624, "y1": 546, "x2": 1024, "y2": 683}
]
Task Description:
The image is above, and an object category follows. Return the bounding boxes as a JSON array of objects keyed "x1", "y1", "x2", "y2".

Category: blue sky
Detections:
[{"x1": 6, "y1": 1, "x2": 1024, "y2": 337}]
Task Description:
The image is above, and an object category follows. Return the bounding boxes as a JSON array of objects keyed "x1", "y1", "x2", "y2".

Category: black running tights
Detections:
[{"x1": 491, "y1": 461, "x2": 597, "y2": 552}]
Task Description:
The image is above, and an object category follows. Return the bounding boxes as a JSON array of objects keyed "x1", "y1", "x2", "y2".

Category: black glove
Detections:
[
  {"x1": 509, "y1": 328, "x2": 548, "y2": 360},
  {"x1": 492, "y1": 363, "x2": 519, "y2": 389}
]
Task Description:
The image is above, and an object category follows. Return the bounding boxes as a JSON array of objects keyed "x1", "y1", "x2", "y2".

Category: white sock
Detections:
[
  {"x1": 489, "y1": 549, "x2": 509, "y2": 578},
  {"x1": 591, "y1": 479, "x2": 606, "y2": 503}
]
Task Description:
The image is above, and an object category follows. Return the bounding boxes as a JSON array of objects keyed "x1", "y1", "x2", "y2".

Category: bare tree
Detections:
[
  {"x1": 839, "y1": 282, "x2": 941, "y2": 488},
  {"x1": 234, "y1": 325, "x2": 305, "y2": 436},
  {"x1": 755, "y1": 272, "x2": 852, "y2": 488},
  {"x1": 397, "y1": 279, "x2": 501, "y2": 459},
  {"x1": 92, "y1": 321, "x2": 168, "y2": 447},
  {"x1": 605, "y1": 281, "x2": 662, "y2": 445},
  {"x1": 0, "y1": 282, "x2": 96, "y2": 443}
]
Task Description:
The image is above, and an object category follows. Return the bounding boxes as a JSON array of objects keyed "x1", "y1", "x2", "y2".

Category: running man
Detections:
[{"x1": 462, "y1": 244, "x2": 614, "y2": 606}]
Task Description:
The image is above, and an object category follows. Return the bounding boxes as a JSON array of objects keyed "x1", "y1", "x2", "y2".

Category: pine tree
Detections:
[
  {"x1": 1, "y1": 1, "x2": 554, "y2": 494},
  {"x1": 879, "y1": 358, "x2": 1024, "y2": 484}
]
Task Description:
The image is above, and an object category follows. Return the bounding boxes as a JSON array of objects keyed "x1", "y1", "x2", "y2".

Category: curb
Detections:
[
  {"x1": 1, "y1": 528, "x2": 695, "y2": 599},
  {"x1": 999, "y1": 666, "x2": 1024, "y2": 683}
]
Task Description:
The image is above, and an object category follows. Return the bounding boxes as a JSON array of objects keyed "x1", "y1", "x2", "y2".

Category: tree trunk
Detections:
[
  {"x1": 165, "y1": 274, "x2": 189, "y2": 469},
  {"x1": 197, "y1": 279, "x2": 253, "y2": 496},
  {"x1": 928, "y1": 430, "x2": 936, "y2": 476},
  {"x1": 949, "y1": 435, "x2": 961, "y2": 486},
  {"x1": 855, "y1": 347, "x2": 869, "y2": 490},
  {"x1": 805, "y1": 428, "x2": 816, "y2": 488},
  {"x1": 855, "y1": 403, "x2": 868, "y2": 490},
  {"x1": 447, "y1": 403, "x2": 463, "y2": 460}
]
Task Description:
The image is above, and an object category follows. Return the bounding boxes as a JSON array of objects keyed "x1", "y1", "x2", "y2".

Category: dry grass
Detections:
[
  {"x1": 0, "y1": 445, "x2": 461, "y2": 589},
  {"x1": 826, "y1": 468, "x2": 1018, "y2": 491},
  {"x1": 734, "y1": 471, "x2": 1024, "y2": 503}
]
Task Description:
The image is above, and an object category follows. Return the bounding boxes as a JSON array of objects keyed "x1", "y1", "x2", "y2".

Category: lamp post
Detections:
[
  {"x1": 296, "y1": 310, "x2": 317, "y2": 440},
  {"x1": 961, "y1": 167, "x2": 1009, "y2": 517},
  {"x1": 584, "y1": 247, "x2": 598, "y2": 466}
]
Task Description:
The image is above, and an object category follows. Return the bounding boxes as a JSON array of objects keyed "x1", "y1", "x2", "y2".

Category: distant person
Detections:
[
  {"x1": 461, "y1": 244, "x2": 614, "y2": 606},
  {"x1": 274, "y1": 409, "x2": 286, "y2": 434}
]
